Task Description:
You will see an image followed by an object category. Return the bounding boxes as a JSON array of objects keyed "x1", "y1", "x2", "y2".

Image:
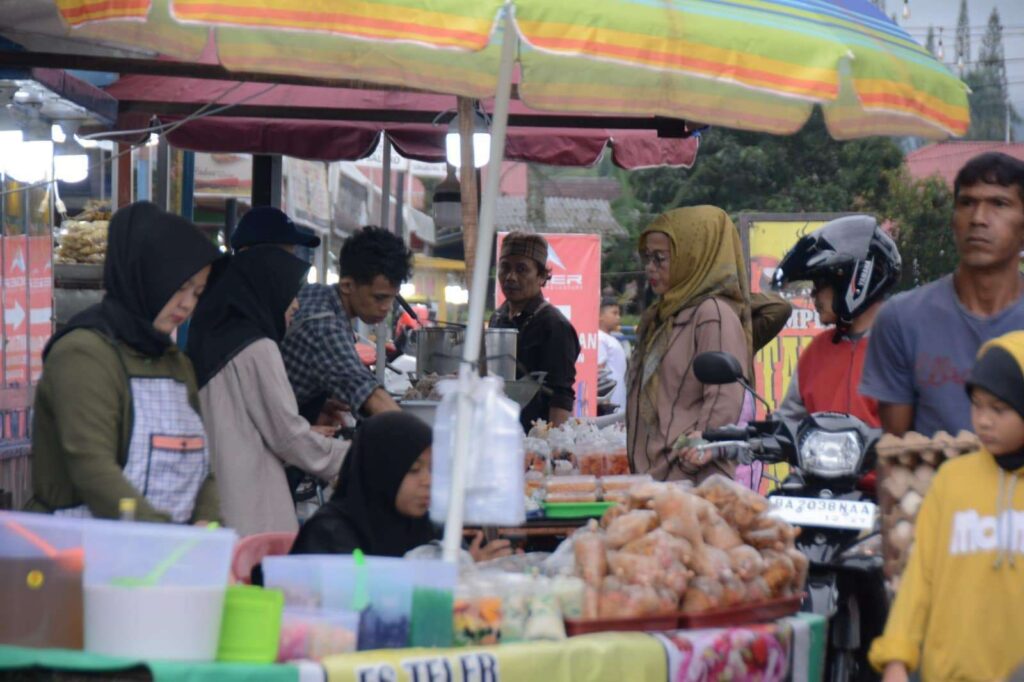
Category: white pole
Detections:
[
  {"x1": 441, "y1": 4, "x2": 518, "y2": 563},
  {"x1": 377, "y1": 138, "x2": 392, "y2": 384}
]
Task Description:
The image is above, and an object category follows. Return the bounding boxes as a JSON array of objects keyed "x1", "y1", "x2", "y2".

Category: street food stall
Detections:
[{"x1": 0, "y1": 0, "x2": 969, "y2": 679}]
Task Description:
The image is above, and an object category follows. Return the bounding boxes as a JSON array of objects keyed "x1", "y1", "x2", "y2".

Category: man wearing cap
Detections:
[
  {"x1": 229, "y1": 206, "x2": 322, "y2": 255},
  {"x1": 490, "y1": 232, "x2": 581, "y2": 431}
]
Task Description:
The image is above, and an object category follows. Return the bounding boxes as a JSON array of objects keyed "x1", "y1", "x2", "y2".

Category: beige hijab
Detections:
[{"x1": 632, "y1": 206, "x2": 753, "y2": 429}]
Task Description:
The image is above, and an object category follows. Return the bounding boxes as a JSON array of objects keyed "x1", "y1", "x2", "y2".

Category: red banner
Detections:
[
  {"x1": 29, "y1": 235, "x2": 54, "y2": 381},
  {"x1": 3, "y1": 235, "x2": 29, "y2": 387},
  {"x1": 496, "y1": 233, "x2": 601, "y2": 418}
]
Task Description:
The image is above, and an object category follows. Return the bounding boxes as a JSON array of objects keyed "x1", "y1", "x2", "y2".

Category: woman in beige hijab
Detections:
[{"x1": 626, "y1": 206, "x2": 753, "y2": 482}]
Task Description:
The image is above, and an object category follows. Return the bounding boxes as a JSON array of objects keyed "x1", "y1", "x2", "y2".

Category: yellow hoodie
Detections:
[{"x1": 869, "y1": 451, "x2": 1024, "y2": 680}]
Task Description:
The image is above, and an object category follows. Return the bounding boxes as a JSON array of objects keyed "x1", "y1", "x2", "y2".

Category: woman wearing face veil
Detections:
[
  {"x1": 188, "y1": 246, "x2": 348, "y2": 536},
  {"x1": 29, "y1": 201, "x2": 221, "y2": 522}
]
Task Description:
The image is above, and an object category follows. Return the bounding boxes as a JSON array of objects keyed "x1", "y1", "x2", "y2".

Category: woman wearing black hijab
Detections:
[
  {"x1": 187, "y1": 245, "x2": 347, "y2": 536},
  {"x1": 29, "y1": 201, "x2": 221, "y2": 522},
  {"x1": 290, "y1": 411, "x2": 436, "y2": 557}
]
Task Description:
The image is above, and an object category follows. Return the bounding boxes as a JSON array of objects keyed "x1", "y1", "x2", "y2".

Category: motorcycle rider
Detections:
[{"x1": 773, "y1": 215, "x2": 901, "y2": 427}]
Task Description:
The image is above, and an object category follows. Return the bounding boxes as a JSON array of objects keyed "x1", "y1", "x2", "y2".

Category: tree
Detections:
[
  {"x1": 619, "y1": 111, "x2": 957, "y2": 293},
  {"x1": 628, "y1": 111, "x2": 902, "y2": 217},
  {"x1": 964, "y1": 8, "x2": 1020, "y2": 141},
  {"x1": 874, "y1": 170, "x2": 957, "y2": 290},
  {"x1": 955, "y1": 0, "x2": 971, "y2": 70}
]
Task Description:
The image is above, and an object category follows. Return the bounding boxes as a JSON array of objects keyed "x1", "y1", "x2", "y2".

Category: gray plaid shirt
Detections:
[{"x1": 281, "y1": 284, "x2": 380, "y2": 414}]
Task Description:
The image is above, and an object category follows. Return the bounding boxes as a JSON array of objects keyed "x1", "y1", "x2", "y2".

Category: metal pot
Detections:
[{"x1": 414, "y1": 326, "x2": 518, "y2": 381}]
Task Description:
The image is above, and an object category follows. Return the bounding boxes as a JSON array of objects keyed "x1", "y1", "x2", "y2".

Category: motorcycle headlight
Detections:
[{"x1": 799, "y1": 429, "x2": 863, "y2": 478}]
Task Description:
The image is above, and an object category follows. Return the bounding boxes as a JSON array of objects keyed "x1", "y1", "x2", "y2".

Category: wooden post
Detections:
[{"x1": 457, "y1": 96, "x2": 479, "y2": 288}]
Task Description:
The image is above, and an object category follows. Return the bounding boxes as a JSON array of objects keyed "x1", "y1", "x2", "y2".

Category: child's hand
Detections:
[{"x1": 882, "y1": 662, "x2": 909, "y2": 682}]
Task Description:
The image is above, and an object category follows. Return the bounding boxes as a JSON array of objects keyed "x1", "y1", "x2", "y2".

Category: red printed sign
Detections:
[
  {"x1": 3, "y1": 235, "x2": 29, "y2": 387},
  {"x1": 496, "y1": 233, "x2": 601, "y2": 418},
  {"x1": 29, "y1": 235, "x2": 54, "y2": 381}
]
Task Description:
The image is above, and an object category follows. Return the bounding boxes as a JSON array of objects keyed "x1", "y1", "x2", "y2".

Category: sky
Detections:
[{"x1": 886, "y1": 0, "x2": 1024, "y2": 134}]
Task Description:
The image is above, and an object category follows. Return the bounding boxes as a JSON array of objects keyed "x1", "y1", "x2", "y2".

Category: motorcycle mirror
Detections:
[{"x1": 694, "y1": 352, "x2": 745, "y2": 385}]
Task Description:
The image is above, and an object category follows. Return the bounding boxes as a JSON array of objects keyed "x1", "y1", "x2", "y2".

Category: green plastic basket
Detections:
[{"x1": 217, "y1": 584, "x2": 284, "y2": 663}]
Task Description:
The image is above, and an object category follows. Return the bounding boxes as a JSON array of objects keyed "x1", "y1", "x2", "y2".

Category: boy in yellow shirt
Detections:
[{"x1": 870, "y1": 330, "x2": 1024, "y2": 681}]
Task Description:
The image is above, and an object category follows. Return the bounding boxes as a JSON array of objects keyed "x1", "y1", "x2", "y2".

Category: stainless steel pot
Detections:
[{"x1": 415, "y1": 326, "x2": 518, "y2": 381}]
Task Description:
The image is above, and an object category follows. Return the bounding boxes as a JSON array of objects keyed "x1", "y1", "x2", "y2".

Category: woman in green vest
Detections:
[{"x1": 28, "y1": 201, "x2": 221, "y2": 523}]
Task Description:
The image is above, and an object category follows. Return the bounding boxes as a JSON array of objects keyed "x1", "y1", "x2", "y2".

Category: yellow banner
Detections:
[
  {"x1": 744, "y1": 216, "x2": 844, "y2": 494},
  {"x1": 322, "y1": 632, "x2": 666, "y2": 682}
]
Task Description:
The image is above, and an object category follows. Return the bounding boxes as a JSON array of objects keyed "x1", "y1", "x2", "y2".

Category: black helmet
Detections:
[{"x1": 771, "y1": 215, "x2": 901, "y2": 329}]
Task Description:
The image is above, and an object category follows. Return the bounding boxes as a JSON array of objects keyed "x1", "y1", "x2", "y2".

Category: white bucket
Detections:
[{"x1": 84, "y1": 584, "x2": 226, "y2": 661}]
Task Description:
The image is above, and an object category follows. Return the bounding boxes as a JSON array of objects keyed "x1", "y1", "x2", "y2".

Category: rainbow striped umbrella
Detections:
[
  {"x1": 48, "y1": 0, "x2": 968, "y2": 560},
  {"x1": 53, "y1": 0, "x2": 968, "y2": 139}
]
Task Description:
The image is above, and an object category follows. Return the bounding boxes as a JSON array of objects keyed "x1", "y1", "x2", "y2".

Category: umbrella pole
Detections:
[
  {"x1": 376, "y1": 138, "x2": 392, "y2": 384},
  {"x1": 441, "y1": 7, "x2": 518, "y2": 563}
]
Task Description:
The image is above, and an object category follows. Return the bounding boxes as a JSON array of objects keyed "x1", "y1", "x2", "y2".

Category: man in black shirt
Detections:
[{"x1": 490, "y1": 232, "x2": 581, "y2": 431}]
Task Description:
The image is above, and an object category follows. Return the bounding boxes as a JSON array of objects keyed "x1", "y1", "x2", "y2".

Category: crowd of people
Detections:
[{"x1": 22, "y1": 150, "x2": 1024, "y2": 680}]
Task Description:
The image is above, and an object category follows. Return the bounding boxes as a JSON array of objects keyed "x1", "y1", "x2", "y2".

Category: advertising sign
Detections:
[
  {"x1": 739, "y1": 214, "x2": 846, "y2": 494},
  {"x1": 495, "y1": 233, "x2": 601, "y2": 418},
  {"x1": 29, "y1": 235, "x2": 53, "y2": 381},
  {"x1": 3, "y1": 234, "x2": 29, "y2": 387}
]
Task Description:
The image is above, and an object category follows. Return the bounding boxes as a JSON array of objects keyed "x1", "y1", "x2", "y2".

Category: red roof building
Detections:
[{"x1": 906, "y1": 142, "x2": 1024, "y2": 188}]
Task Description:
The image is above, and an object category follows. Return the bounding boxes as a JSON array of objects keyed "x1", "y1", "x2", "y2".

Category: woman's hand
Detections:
[
  {"x1": 881, "y1": 662, "x2": 909, "y2": 682},
  {"x1": 469, "y1": 531, "x2": 513, "y2": 563},
  {"x1": 312, "y1": 425, "x2": 338, "y2": 437},
  {"x1": 673, "y1": 431, "x2": 710, "y2": 469}
]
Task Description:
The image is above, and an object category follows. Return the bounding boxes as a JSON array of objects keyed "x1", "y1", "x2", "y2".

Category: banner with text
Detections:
[
  {"x1": 322, "y1": 632, "x2": 665, "y2": 682},
  {"x1": 495, "y1": 233, "x2": 600, "y2": 418},
  {"x1": 741, "y1": 216, "x2": 840, "y2": 494}
]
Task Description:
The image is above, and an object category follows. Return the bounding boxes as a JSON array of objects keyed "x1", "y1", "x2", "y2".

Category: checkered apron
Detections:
[{"x1": 56, "y1": 377, "x2": 210, "y2": 523}]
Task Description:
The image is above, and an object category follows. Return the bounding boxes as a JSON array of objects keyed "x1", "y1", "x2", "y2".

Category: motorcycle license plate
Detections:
[{"x1": 768, "y1": 496, "x2": 877, "y2": 530}]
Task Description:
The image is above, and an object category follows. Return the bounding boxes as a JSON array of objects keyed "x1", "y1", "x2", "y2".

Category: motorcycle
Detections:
[{"x1": 692, "y1": 351, "x2": 889, "y2": 682}]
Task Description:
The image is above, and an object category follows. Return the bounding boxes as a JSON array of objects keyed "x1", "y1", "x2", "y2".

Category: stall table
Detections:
[
  {"x1": 0, "y1": 646, "x2": 323, "y2": 682},
  {"x1": 463, "y1": 518, "x2": 590, "y2": 552},
  {"x1": 0, "y1": 614, "x2": 825, "y2": 682}
]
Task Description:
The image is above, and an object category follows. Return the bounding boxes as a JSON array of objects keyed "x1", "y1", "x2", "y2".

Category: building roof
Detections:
[
  {"x1": 497, "y1": 196, "x2": 628, "y2": 239},
  {"x1": 906, "y1": 141, "x2": 1024, "y2": 188}
]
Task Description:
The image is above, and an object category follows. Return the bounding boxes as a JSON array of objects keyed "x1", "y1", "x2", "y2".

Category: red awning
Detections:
[{"x1": 103, "y1": 75, "x2": 699, "y2": 169}]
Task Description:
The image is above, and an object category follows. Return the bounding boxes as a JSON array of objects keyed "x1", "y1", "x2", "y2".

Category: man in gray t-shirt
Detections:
[{"x1": 860, "y1": 152, "x2": 1024, "y2": 436}]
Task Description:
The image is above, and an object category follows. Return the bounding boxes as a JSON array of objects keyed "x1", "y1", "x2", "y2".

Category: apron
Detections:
[{"x1": 56, "y1": 377, "x2": 210, "y2": 523}]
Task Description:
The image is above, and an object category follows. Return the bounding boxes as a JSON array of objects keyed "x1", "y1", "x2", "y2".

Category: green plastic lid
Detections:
[{"x1": 217, "y1": 584, "x2": 285, "y2": 663}]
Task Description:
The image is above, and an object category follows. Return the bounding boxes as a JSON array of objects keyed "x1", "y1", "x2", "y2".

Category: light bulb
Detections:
[
  {"x1": 902, "y1": 0, "x2": 910, "y2": 20},
  {"x1": 0, "y1": 129, "x2": 23, "y2": 153},
  {"x1": 6, "y1": 140, "x2": 53, "y2": 183},
  {"x1": 55, "y1": 154, "x2": 88, "y2": 183}
]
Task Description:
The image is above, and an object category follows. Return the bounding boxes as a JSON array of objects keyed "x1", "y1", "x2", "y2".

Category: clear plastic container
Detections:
[
  {"x1": 600, "y1": 474, "x2": 654, "y2": 492},
  {"x1": 81, "y1": 521, "x2": 237, "y2": 661},
  {"x1": 277, "y1": 607, "x2": 359, "y2": 661},
  {"x1": 429, "y1": 379, "x2": 459, "y2": 524},
  {"x1": 262, "y1": 555, "x2": 323, "y2": 609},
  {"x1": 0, "y1": 511, "x2": 87, "y2": 649},
  {"x1": 431, "y1": 376, "x2": 525, "y2": 527},
  {"x1": 545, "y1": 475, "x2": 598, "y2": 494},
  {"x1": 464, "y1": 377, "x2": 525, "y2": 526},
  {"x1": 319, "y1": 555, "x2": 414, "y2": 650}
]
